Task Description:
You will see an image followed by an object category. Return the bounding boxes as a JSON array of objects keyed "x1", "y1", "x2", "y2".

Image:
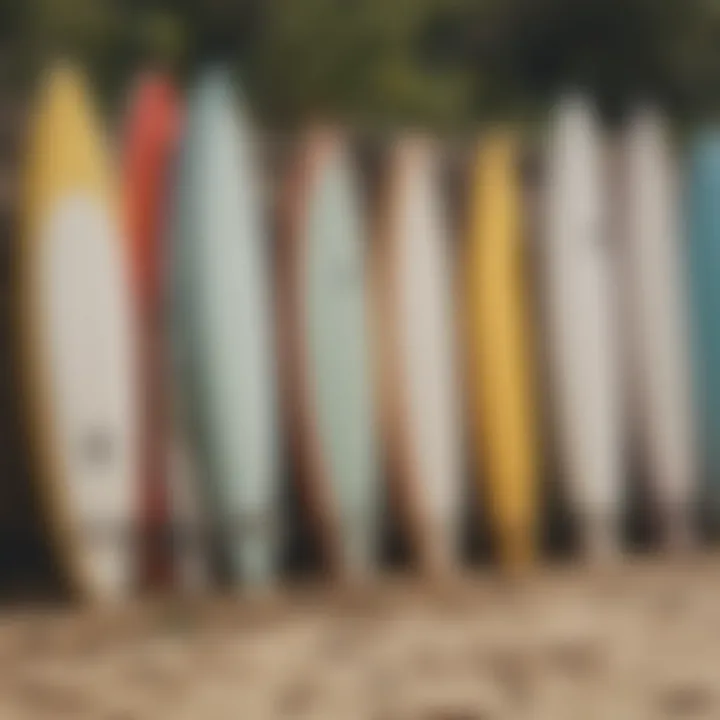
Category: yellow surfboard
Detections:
[
  {"x1": 19, "y1": 64, "x2": 138, "y2": 601},
  {"x1": 464, "y1": 131, "x2": 538, "y2": 570}
]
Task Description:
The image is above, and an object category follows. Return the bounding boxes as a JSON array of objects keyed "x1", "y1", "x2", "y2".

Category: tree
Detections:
[
  {"x1": 5, "y1": 0, "x2": 720, "y2": 123},
  {"x1": 252, "y1": 0, "x2": 471, "y2": 129},
  {"x1": 451, "y1": 0, "x2": 720, "y2": 120}
]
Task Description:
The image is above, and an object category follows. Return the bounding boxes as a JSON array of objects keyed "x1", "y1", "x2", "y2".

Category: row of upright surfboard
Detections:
[{"x1": 17, "y1": 62, "x2": 720, "y2": 602}]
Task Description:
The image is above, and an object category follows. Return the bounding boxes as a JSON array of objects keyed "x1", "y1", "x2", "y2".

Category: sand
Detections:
[{"x1": 0, "y1": 556, "x2": 718, "y2": 719}]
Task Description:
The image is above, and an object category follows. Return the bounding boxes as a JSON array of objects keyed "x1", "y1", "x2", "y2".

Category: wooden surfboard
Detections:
[
  {"x1": 687, "y1": 130, "x2": 720, "y2": 522},
  {"x1": 619, "y1": 108, "x2": 697, "y2": 549},
  {"x1": 19, "y1": 63, "x2": 138, "y2": 601},
  {"x1": 277, "y1": 129, "x2": 379, "y2": 578},
  {"x1": 464, "y1": 130, "x2": 539, "y2": 569},
  {"x1": 168, "y1": 67, "x2": 278, "y2": 587},
  {"x1": 374, "y1": 136, "x2": 462, "y2": 574},
  {"x1": 542, "y1": 96, "x2": 624, "y2": 559}
]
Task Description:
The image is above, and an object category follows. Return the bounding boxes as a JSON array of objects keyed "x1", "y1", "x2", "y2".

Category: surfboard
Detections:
[
  {"x1": 277, "y1": 129, "x2": 378, "y2": 578},
  {"x1": 464, "y1": 130, "x2": 538, "y2": 569},
  {"x1": 687, "y1": 130, "x2": 720, "y2": 522},
  {"x1": 121, "y1": 72, "x2": 179, "y2": 587},
  {"x1": 19, "y1": 63, "x2": 138, "y2": 601},
  {"x1": 374, "y1": 136, "x2": 462, "y2": 574},
  {"x1": 541, "y1": 96, "x2": 624, "y2": 559},
  {"x1": 168, "y1": 67, "x2": 278, "y2": 587},
  {"x1": 620, "y1": 108, "x2": 696, "y2": 549},
  {"x1": 122, "y1": 72, "x2": 209, "y2": 591}
]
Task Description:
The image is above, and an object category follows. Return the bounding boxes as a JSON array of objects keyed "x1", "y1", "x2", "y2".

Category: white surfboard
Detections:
[
  {"x1": 619, "y1": 108, "x2": 697, "y2": 549},
  {"x1": 375, "y1": 136, "x2": 463, "y2": 572},
  {"x1": 542, "y1": 96, "x2": 625, "y2": 559},
  {"x1": 20, "y1": 64, "x2": 138, "y2": 600}
]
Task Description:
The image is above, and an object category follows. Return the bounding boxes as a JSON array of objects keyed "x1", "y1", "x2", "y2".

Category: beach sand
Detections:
[{"x1": 0, "y1": 556, "x2": 718, "y2": 719}]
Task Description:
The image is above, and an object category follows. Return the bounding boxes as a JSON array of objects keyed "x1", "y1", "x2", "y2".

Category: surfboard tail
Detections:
[
  {"x1": 339, "y1": 511, "x2": 377, "y2": 579},
  {"x1": 664, "y1": 505, "x2": 697, "y2": 554},
  {"x1": 498, "y1": 520, "x2": 535, "y2": 573},
  {"x1": 238, "y1": 541, "x2": 276, "y2": 589},
  {"x1": 224, "y1": 509, "x2": 279, "y2": 588},
  {"x1": 582, "y1": 513, "x2": 621, "y2": 563}
]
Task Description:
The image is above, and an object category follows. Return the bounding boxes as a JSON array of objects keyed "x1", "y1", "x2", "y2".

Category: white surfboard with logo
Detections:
[{"x1": 19, "y1": 64, "x2": 138, "y2": 601}]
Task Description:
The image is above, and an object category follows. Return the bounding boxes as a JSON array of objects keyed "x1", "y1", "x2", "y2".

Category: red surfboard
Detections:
[{"x1": 121, "y1": 73, "x2": 181, "y2": 588}]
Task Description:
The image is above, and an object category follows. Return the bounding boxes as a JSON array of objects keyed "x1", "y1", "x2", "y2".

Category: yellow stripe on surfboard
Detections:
[
  {"x1": 24, "y1": 65, "x2": 115, "y2": 236},
  {"x1": 465, "y1": 130, "x2": 538, "y2": 570},
  {"x1": 19, "y1": 64, "x2": 122, "y2": 600}
]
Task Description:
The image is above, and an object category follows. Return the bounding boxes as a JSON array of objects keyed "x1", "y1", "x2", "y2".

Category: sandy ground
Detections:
[{"x1": 0, "y1": 557, "x2": 719, "y2": 719}]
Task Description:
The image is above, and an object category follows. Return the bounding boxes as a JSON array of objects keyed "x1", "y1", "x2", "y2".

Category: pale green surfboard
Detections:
[
  {"x1": 281, "y1": 131, "x2": 378, "y2": 576},
  {"x1": 169, "y1": 67, "x2": 277, "y2": 587}
]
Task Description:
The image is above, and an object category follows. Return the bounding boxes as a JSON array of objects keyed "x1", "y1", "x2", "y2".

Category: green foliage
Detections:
[
  {"x1": 252, "y1": 0, "x2": 470, "y2": 128},
  {"x1": 27, "y1": 0, "x2": 123, "y2": 68},
  {"x1": 450, "y1": 0, "x2": 720, "y2": 120},
  {"x1": 132, "y1": 10, "x2": 186, "y2": 70},
  {"x1": 5, "y1": 0, "x2": 720, "y2": 123}
]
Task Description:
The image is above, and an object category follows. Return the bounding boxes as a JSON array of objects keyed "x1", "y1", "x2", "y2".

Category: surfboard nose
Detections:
[
  {"x1": 191, "y1": 66, "x2": 235, "y2": 107},
  {"x1": 37, "y1": 62, "x2": 90, "y2": 114}
]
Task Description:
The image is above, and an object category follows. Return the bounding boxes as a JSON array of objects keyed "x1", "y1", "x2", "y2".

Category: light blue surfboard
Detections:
[
  {"x1": 299, "y1": 135, "x2": 379, "y2": 574},
  {"x1": 168, "y1": 67, "x2": 278, "y2": 586},
  {"x1": 278, "y1": 132, "x2": 379, "y2": 577},
  {"x1": 687, "y1": 131, "x2": 720, "y2": 516}
]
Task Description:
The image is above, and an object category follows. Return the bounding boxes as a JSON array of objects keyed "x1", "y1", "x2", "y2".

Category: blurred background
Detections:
[
  {"x1": 2, "y1": 0, "x2": 720, "y2": 125},
  {"x1": 0, "y1": 0, "x2": 715, "y2": 589},
  {"x1": 0, "y1": 1, "x2": 715, "y2": 577},
  {"x1": 0, "y1": 4, "x2": 719, "y2": 717}
]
